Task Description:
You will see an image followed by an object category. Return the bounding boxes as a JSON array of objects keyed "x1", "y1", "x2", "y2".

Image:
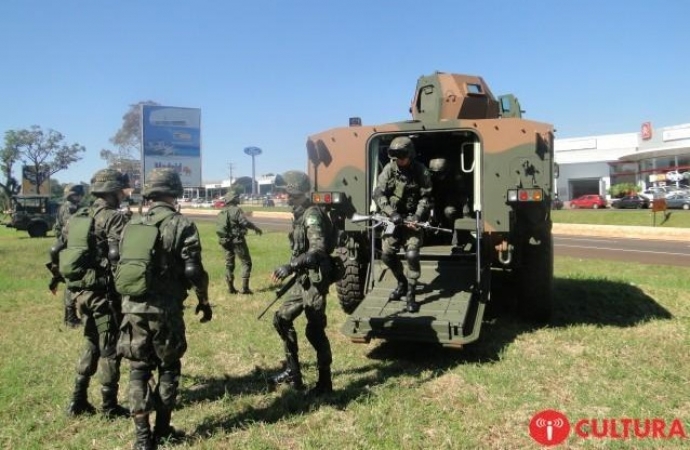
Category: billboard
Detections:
[
  {"x1": 21, "y1": 165, "x2": 51, "y2": 195},
  {"x1": 141, "y1": 105, "x2": 202, "y2": 187}
]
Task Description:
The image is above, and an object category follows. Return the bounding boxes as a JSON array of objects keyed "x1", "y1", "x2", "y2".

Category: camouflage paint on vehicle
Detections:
[
  {"x1": 5, "y1": 195, "x2": 59, "y2": 238},
  {"x1": 307, "y1": 72, "x2": 555, "y2": 347}
]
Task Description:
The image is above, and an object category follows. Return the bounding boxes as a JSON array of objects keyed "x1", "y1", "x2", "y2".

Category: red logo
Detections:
[{"x1": 530, "y1": 410, "x2": 571, "y2": 446}]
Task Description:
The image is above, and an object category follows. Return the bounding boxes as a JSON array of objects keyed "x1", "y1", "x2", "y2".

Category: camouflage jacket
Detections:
[
  {"x1": 53, "y1": 199, "x2": 80, "y2": 241},
  {"x1": 122, "y1": 201, "x2": 209, "y2": 313},
  {"x1": 373, "y1": 160, "x2": 432, "y2": 219},
  {"x1": 289, "y1": 203, "x2": 331, "y2": 259},
  {"x1": 215, "y1": 204, "x2": 258, "y2": 244}
]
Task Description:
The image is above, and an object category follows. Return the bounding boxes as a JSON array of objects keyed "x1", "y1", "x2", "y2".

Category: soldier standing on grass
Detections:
[
  {"x1": 59, "y1": 169, "x2": 130, "y2": 419},
  {"x1": 116, "y1": 168, "x2": 212, "y2": 450},
  {"x1": 49, "y1": 183, "x2": 85, "y2": 328},
  {"x1": 269, "y1": 170, "x2": 335, "y2": 396},
  {"x1": 216, "y1": 186, "x2": 263, "y2": 295}
]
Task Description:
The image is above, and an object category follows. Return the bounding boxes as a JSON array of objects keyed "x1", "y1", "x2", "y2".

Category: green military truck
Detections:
[
  {"x1": 5, "y1": 195, "x2": 59, "y2": 238},
  {"x1": 307, "y1": 72, "x2": 556, "y2": 348}
]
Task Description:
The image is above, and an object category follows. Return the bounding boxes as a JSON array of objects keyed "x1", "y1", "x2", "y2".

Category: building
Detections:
[{"x1": 555, "y1": 122, "x2": 690, "y2": 200}]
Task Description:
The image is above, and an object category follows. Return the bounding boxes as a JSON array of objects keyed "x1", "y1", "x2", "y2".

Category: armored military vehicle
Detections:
[
  {"x1": 307, "y1": 72, "x2": 556, "y2": 348},
  {"x1": 5, "y1": 195, "x2": 58, "y2": 237}
]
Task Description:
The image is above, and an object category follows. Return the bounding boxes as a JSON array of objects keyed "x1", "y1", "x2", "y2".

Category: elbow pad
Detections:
[
  {"x1": 108, "y1": 242, "x2": 120, "y2": 265},
  {"x1": 184, "y1": 260, "x2": 204, "y2": 285},
  {"x1": 290, "y1": 251, "x2": 320, "y2": 270}
]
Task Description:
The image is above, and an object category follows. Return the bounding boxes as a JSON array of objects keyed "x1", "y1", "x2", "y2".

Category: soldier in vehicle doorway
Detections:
[
  {"x1": 372, "y1": 136, "x2": 432, "y2": 313},
  {"x1": 50, "y1": 183, "x2": 85, "y2": 328},
  {"x1": 215, "y1": 186, "x2": 263, "y2": 295},
  {"x1": 428, "y1": 157, "x2": 468, "y2": 250}
]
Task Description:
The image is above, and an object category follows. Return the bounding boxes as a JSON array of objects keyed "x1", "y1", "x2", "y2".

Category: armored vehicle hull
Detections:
[{"x1": 307, "y1": 72, "x2": 556, "y2": 347}]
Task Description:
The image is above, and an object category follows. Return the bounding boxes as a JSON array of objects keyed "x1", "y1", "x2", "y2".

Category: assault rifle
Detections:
[
  {"x1": 45, "y1": 262, "x2": 65, "y2": 295},
  {"x1": 257, "y1": 272, "x2": 299, "y2": 320},
  {"x1": 351, "y1": 213, "x2": 453, "y2": 235}
]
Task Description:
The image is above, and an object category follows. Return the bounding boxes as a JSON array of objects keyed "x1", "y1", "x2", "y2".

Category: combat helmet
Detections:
[
  {"x1": 63, "y1": 183, "x2": 85, "y2": 199},
  {"x1": 387, "y1": 136, "x2": 416, "y2": 160},
  {"x1": 428, "y1": 158, "x2": 449, "y2": 173},
  {"x1": 223, "y1": 186, "x2": 243, "y2": 204},
  {"x1": 143, "y1": 168, "x2": 183, "y2": 199},
  {"x1": 275, "y1": 170, "x2": 311, "y2": 195},
  {"x1": 90, "y1": 169, "x2": 130, "y2": 194}
]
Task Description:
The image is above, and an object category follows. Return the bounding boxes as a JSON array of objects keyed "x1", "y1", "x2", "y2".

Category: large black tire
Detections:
[
  {"x1": 27, "y1": 222, "x2": 48, "y2": 238},
  {"x1": 335, "y1": 248, "x2": 366, "y2": 314},
  {"x1": 516, "y1": 234, "x2": 553, "y2": 324}
]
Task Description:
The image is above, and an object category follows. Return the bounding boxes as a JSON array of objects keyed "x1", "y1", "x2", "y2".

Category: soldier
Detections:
[
  {"x1": 270, "y1": 170, "x2": 334, "y2": 396},
  {"x1": 428, "y1": 157, "x2": 467, "y2": 249},
  {"x1": 372, "y1": 136, "x2": 432, "y2": 313},
  {"x1": 60, "y1": 169, "x2": 130, "y2": 418},
  {"x1": 116, "y1": 168, "x2": 212, "y2": 450},
  {"x1": 216, "y1": 186, "x2": 263, "y2": 295},
  {"x1": 50, "y1": 183, "x2": 85, "y2": 328}
]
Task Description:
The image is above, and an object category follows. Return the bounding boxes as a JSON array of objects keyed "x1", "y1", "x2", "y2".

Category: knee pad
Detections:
[
  {"x1": 158, "y1": 362, "x2": 181, "y2": 409},
  {"x1": 273, "y1": 312, "x2": 292, "y2": 339}
]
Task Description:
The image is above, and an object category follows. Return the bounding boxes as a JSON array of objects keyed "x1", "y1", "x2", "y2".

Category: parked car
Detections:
[
  {"x1": 262, "y1": 196, "x2": 275, "y2": 207},
  {"x1": 570, "y1": 194, "x2": 607, "y2": 209},
  {"x1": 665, "y1": 193, "x2": 690, "y2": 210},
  {"x1": 212, "y1": 198, "x2": 226, "y2": 208},
  {"x1": 611, "y1": 195, "x2": 650, "y2": 209}
]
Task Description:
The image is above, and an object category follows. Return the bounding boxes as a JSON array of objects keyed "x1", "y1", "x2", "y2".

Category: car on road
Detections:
[
  {"x1": 611, "y1": 195, "x2": 650, "y2": 209},
  {"x1": 665, "y1": 193, "x2": 690, "y2": 210},
  {"x1": 262, "y1": 196, "x2": 275, "y2": 207},
  {"x1": 570, "y1": 194, "x2": 607, "y2": 209},
  {"x1": 212, "y1": 198, "x2": 226, "y2": 209}
]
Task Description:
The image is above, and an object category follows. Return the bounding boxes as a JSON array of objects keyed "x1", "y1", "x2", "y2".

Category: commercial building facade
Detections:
[{"x1": 555, "y1": 122, "x2": 690, "y2": 200}]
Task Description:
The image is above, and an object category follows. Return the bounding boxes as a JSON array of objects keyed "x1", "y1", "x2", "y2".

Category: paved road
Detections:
[{"x1": 188, "y1": 213, "x2": 690, "y2": 267}]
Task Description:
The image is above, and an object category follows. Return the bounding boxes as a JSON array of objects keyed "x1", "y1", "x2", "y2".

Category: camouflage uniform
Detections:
[
  {"x1": 216, "y1": 189, "x2": 262, "y2": 294},
  {"x1": 52, "y1": 184, "x2": 84, "y2": 327},
  {"x1": 62, "y1": 171, "x2": 130, "y2": 419},
  {"x1": 270, "y1": 171, "x2": 334, "y2": 395},
  {"x1": 373, "y1": 137, "x2": 432, "y2": 313},
  {"x1": 117, "y1": 168, "x2": 211, "y2": 450}
]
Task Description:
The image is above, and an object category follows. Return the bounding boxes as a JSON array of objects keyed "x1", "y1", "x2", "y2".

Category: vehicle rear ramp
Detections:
[{"x1": 341, "y1": 254, "x2": 487, "y2": 348}]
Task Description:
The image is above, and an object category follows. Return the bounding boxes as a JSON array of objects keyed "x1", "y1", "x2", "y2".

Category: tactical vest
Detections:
[
  {"x1": 114, "y1": 208, "x2": 175, "y2": 297},
  {"x1": 386, "y1": 163, "x2": 425, "y2": 214},
  {"x1": 58, "y1": 206, "x2": 107, "y2": 291}
]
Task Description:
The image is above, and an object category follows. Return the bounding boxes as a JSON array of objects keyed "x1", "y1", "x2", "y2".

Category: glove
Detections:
[
  {"x1": 272, "y1": 264, "x2": 294, "y2": 282},
  {"x1": 195, "y1": 302, "x2": 213, "y2": 323},
  {"x1": 255, "y1": 228, "x2": 263, "y2": 236},
  {"x1": 389, "y1": 212, "x2": 403, "y2": 225}
]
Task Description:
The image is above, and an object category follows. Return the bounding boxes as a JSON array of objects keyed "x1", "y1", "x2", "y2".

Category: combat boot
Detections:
[
  {"x1": 240, "y1": 278, "x2": 253, "y2": 295},
  {"x1": 389, "y1": 280, "x2": 408, "y2": 301},
  {"x1": 270, "y1": 355, "x2": 304, "y2": 390},
  {"x1": 132, "y1": 414, "x2": 153, "y2": 450},
  {"x1": 405, "y1": 283, "x2": 419, "y2": 313},
  {"x1": 64, "y1": 305, "x2": 81, "y2": 328},
  {"x1": 226, "y1": 277, "x2": 239, "y2": 294},
  {"x1": 66, "y1": 375, "x2": 96, "y2": 416},
  {"x1": 307, "y1": 368, "x2": 333, "y2": 396},
  {"x1": 101, "y1": 385, "x2": 129, "y2": 419},
  {"x1": 154, "y1": 408, "x2": 186, "y2": 444}
]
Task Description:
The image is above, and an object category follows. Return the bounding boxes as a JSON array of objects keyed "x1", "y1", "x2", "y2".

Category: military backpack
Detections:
[
  {"x1": 58, "y1": 206, "x2": 106, "y2": 291},
  {"x1": 114, "y1": 208, "x2": 175, "y2": 297}
]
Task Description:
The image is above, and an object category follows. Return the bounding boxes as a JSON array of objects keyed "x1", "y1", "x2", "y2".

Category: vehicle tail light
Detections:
[{"x1": 507, "y1": 188, "x2": 545, "y2": 203}]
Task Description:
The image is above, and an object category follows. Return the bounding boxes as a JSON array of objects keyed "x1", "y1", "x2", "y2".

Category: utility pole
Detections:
[{"x1": 227, "y1": 162, "x2": 235, "y2": 184}]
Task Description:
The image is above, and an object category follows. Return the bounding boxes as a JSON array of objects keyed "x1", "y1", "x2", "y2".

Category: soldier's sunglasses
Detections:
[{"x1": 388, "y1": 149, "x2": 409, "y2": 159}]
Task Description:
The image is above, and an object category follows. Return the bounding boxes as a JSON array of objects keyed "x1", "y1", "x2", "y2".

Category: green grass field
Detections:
[
  {"x1": 552, "y1": 208, "x2": 690, "y2": 228},
  {"x1": 0, "y1": 221, "x2": 689, "y2": 449}
]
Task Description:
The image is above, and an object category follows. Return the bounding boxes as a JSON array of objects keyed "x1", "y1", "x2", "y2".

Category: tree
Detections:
[
  {"x1": 11, "y1": 126, "x2": 86, "y2": 194},
  {"x1": 1, "y1": 130, "x2": 22, "y2": 209},
  {"x1": 100, "y1": 101, "x2": 159, "y2": 191}
]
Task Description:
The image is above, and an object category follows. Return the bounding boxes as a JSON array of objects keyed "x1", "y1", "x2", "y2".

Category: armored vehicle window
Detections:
[{"x1": 467, "y1": 83, "x2": 483, "y2": 95}]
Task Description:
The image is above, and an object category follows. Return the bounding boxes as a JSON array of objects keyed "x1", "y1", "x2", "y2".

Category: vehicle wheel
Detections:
[
  {"x1": 515, "y1": 233, "x2": 553, "y2": 324},
  {"x1": 592, "y1": 204, "x2": 599, "y2": 209},
  {"x1": 683, "y1": 204, "x2": 689, "y2": 211},
  {"x1": 27, "y1": 222, "x2": 48, "y2": 238},
  {"x1": 335, "y1": 248, "x2": 366, "y2": 314}
]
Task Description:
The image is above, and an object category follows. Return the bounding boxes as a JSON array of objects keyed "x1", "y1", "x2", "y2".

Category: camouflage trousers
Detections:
[
  {"x1": 273, "y1": 277, "x2": 332, "y2": 370},
  {"x1": 117, "y1": 311, "x2": 187, "y2": 414},
  {"x1": 223, "y1": 239, "x2": 252, "y2": 280},
  {"x1": 63, "y1": 287, "x2": 77, "y2": 310},
  {"x1": 381, "y1": 226, "x2": 423, "y2": 280},
  {"x1": 73, "y1": 290, "x2": 122, "y2": 387}
]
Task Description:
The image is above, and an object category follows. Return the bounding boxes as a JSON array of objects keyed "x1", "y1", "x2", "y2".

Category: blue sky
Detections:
[{"x1": 2, "y1": 0, "x2": 689, "y2": 185}]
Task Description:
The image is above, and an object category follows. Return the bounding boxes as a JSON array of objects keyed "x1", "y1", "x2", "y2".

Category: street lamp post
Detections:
[{"x1": 243, "y1": 146, "x2": 262, "y2": 196}]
